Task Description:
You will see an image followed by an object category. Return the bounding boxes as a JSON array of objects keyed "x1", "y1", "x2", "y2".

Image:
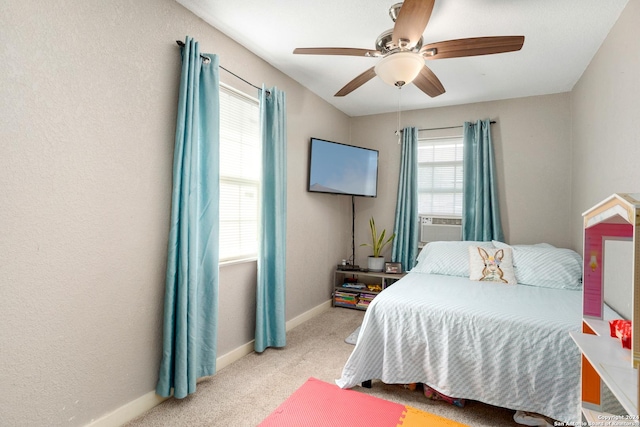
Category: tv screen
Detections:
[{"x1": 308, "y1": 138, "x2": 378, "y2": 198}]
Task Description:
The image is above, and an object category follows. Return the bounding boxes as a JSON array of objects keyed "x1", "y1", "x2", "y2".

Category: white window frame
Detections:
[
  {"x1": 417, "y1": 135, "x2": 464, "y2": 217},
  {"x1": 219, "y1": 83, "x2": 261, "y2": 264}
]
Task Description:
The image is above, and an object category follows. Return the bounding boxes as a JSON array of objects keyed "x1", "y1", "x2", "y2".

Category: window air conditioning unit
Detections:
[{"x1": 420, "y1": 216, "x2": 462, "y2": 243}]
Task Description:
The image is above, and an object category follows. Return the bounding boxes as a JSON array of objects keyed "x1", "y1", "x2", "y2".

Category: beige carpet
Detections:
[{"x1": 124, "y1": 307, "x2": 521, "y2": 426}]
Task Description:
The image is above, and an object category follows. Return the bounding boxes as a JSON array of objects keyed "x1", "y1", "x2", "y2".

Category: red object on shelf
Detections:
[{"x1": 609, "y1": 319, "x2": 631, "y2": 349}]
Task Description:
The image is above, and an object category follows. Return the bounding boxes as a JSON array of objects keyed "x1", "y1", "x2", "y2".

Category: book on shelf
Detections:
[
  {"x1": 335, "y1": 291, "x2": 357, "y2": 297},
  {"x1": 334, "y1": 291, "x2": 358, "y2": 305},
  {"x1": 356, "y1": 301, "x2": 370, "y2": 309},
  {"x1": 335, "y1": 300, "x2": 358, "y2": 307},
  {"x1": 335, "y1": 302, "x2": 358, "y2": 308},
  {"x1": 341, "y1": 282, "x2": 366, "y2": 289}
]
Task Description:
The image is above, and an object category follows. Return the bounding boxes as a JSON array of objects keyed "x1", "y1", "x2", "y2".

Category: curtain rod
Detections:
[
  {"x1": 175, "y1": 40, "x2": 269, "y2": 96},
  {"x1": 399, "y1": 120, "x2": 496, "y2": 133}
]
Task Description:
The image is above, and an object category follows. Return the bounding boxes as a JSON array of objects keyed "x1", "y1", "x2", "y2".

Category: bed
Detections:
[{"x1": 336, "y1": 240, "x2": 593, "y2": 424}]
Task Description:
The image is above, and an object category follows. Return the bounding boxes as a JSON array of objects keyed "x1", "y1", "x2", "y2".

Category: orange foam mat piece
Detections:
[
  {"x1": 400, "y1": 406, "x2": 469, "y2": 427},
  {"x1": 258, "y1": 377, "x2": 469, "y2": 427}
]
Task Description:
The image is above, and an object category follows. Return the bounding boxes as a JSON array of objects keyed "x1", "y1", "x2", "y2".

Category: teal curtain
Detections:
[
  {"x1": 156, "y1": 36, "x2": 220, "y2": 399},
  {"x1": 255, "y1": 86, "x2": 287, "y2": 353},
  {"x1": 391, "y1": 127, "x2": 419, "y2": 272},
  {"x1": 462, "y1": 119, "x2": 504, "y2": 242}
]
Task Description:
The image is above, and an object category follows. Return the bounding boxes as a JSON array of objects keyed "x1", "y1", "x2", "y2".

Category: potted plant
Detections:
[{"x1": 361, "y1": 217, "x2": 395, "y2": 272}]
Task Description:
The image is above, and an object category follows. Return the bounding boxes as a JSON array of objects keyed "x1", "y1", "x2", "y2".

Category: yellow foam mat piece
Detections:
[{"x1": 397, "y1": 406, "x2": 470, "y2": 427}]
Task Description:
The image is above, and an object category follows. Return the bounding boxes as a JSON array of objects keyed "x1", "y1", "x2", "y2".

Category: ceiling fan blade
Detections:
[
  {"x1": 293, "y1": 47, "x2": 380, "y2": 57},
  {"x1": 335, "y1": 67, "x2": 377, "y2": 97},
  {"x1": 413, "y1": 65, "x2": 445, "y2": 97},
  {"x1": 421, "y1": 36, "x2": 525, "y2": 60},
  {"x1": 392, "y1": 0, "x2": 435, "y2": 49}
]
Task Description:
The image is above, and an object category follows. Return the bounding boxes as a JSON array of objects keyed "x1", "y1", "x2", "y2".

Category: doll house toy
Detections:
[{"x1": 570, "y1": 193, "x2": 640, "y2": 421}]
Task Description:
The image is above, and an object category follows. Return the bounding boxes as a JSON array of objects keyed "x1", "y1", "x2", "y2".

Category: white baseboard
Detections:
[
  {"x1": 87, "y1": 299, "x2": 332, "y2": 427},
  {"x1": 215, "y1": 339, "x2": 255, "y2": 371},
  {"x1": 286, "y1": 299, "x2": 332, "y2": 332},
  {"x1": 217, "y1": 299, "x2": 332, "y2": 370},
  {"x1": 88, "y1": 391, "x2": 169, "y2": 427}
]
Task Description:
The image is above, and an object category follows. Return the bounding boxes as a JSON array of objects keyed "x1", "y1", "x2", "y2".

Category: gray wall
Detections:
[
  {"x1": 349, "y1": 93, "x2": 573, "y2": 267},
  {"x1": 0, "y1": 0, "x2": 350, "y2": 425},
  {"x1": 570, "y1": 0, "x2": 640, "y2": 252}
]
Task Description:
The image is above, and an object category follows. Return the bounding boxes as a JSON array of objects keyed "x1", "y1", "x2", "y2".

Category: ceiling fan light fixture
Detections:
[{"x1": 375, "y1": 52, "x2": 425, "y2": 87}]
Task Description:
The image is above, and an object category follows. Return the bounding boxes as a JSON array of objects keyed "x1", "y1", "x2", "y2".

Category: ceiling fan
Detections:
[{"x1": 293, "y1": 0, "x2": 525, "y2": 98}]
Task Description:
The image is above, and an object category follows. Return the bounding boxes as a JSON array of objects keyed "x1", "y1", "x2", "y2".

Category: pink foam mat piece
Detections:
[{"x1": 259, "y1": 377, "x2": 406, "y2": 427}]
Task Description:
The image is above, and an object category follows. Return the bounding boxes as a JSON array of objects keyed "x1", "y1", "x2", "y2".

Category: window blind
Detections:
[
  {"x1": 219, "y1": 85, "x2": 260, "y2": 262},
  {"x1": 417, "y1": 136, "x2": 463, "y2": 217}
]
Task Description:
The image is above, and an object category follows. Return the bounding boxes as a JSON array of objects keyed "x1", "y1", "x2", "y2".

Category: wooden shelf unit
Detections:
[
  {"x1": 570, "y1": 193, "x2": 640, "y2": 419},
  {"x1": 333, "y1": 269, "x2": 405, "y2": 311}
]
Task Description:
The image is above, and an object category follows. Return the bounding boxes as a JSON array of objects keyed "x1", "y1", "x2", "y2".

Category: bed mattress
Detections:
[{"x1": 336, "y1": 272, "x2": 584, "y2": 423}]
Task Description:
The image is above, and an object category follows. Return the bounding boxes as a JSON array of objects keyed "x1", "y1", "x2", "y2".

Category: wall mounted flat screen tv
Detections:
[{"x1": 308, "y1": 138, "x2": 379, "y2": 198}]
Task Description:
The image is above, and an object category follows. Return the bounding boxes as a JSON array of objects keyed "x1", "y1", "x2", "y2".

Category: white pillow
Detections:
[
  {"x1": 492, "y1": 241, "x2": 582, "y2": 290},
  {"x1": 492, "y1": 240, "x2": 555, "y2": 249},
  {"x1": 469, "y1": 246, "x2": 517, "y2": 285},
  {"x1": 412, "y1": 241, "x2": 495, "y2": 277}
]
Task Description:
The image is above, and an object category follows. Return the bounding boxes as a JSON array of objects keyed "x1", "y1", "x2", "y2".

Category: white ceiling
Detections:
[{"x1": 178, "y1": 0, "x2": 628, "y2": 117}]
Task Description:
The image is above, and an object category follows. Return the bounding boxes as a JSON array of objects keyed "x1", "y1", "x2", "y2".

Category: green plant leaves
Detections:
[{"x1": 360, "y1": 217, "x2": 395, "y2": 258}]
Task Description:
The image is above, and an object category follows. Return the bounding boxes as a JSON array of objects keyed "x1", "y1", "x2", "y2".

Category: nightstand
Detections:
[{"x1": 333, "y1": 269, "x2": 406, "y2": 310}]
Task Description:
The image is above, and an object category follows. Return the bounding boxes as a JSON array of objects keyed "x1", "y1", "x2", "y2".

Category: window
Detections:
[
  {"x1": 219, "y1": 85, "x2": 260, "y2": 262},
  {"x1": 417, "y1": 136, "x2": 463, "y2": 217}
]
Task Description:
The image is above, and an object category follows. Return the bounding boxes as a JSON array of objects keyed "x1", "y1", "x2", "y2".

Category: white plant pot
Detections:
[{"x1": 367, "y1": 256, "x2": 385, "y2": 272}]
